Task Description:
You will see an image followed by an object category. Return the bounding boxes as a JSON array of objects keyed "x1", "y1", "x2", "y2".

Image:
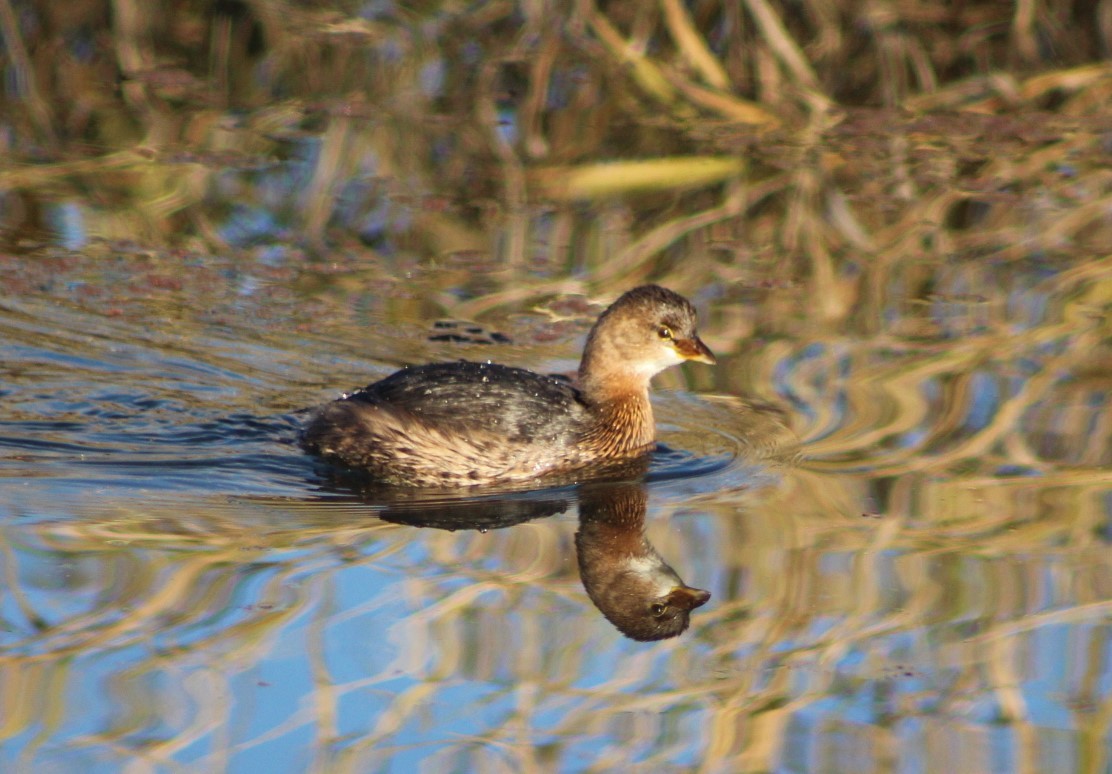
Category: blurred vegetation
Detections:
[
  {"x1": 2, "y1": 0, "x2": 1111, "y2": 289},
  {"x1": 2, "y1": 0, "x2": 1109, "y2": 471}
]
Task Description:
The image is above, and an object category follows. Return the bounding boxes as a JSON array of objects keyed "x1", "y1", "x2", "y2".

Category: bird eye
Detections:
[
  {"x1": 650, "y1": 603, "x2": 666, "y2": 617},
  {"x1": 657, "y1": 326, "x2": 673, "y2": 341}
]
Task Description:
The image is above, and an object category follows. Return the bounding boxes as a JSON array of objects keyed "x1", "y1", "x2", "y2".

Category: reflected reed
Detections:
[{"x1": 372, "y1": 473, "x2": 711, "y2": 642}]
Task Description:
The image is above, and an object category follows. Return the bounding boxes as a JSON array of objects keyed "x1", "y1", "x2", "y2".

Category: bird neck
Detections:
[
  {"x1": 577, "y1": 332, "x2": 654, "y2": 402},
  {"x1": 579, "y1": 387, "x2": 655, "y2": 454},
  {"x1": 577, "y1": 328, "x2": 657, "y2": 454}
]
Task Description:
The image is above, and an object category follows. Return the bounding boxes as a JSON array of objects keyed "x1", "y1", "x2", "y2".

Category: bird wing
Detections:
[{"x1": 346, "y1": 361, "x2": 588, "y2": 443}]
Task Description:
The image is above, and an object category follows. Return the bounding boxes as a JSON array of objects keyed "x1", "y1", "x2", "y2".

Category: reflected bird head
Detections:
[{"x1": 575, "y1": 481, "x2": 710, "y2": 641}]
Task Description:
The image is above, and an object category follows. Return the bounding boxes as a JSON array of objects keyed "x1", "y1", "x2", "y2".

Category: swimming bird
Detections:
[{"x1": 301, "y1": 285, "x2": 715, "y2": 486}]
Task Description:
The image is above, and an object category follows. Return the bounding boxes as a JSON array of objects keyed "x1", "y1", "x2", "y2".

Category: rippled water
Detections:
[
  {"x1": 2, "y1": 248, "x2": 1108, "y2": 772},
  {"x1": 0, "y1": 259, "x2": 800, "y2": 770},
  {"x1": 3, "y1": 1, "x2": 1112, "y2": 770}
]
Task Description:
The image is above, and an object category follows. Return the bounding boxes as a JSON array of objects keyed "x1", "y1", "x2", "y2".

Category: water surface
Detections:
[{"x1": 2, "y1": 2, "x2": 1111, "y2": 771}]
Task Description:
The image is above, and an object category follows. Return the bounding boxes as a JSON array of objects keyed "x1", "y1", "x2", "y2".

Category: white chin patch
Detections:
[{"x1": 638, "y1": 349, "x2": 685, "y2": 376}]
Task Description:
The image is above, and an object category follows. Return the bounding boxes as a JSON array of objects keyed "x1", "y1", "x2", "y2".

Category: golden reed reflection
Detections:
[
  {"x1": 373, "y1": 475, "x2": 711, "y2": 642},
  {"x1": 1, "y1": 0, "x2": 1111, "y2": 770}
]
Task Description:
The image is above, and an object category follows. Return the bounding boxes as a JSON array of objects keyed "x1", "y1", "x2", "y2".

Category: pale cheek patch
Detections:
[
  {"x1": 634, "y1": 349, "x2": 684, "y2": 377},
  {"x1": 624, "y1": 556, "x2": 682, "y2": 596}
]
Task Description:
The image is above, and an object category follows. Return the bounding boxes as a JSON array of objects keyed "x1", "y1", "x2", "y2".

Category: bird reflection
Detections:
[
  {"x1": 357, "y1": 476, "x2": 709, "y2": 642},
  {"x1": 574, "y1": 481, "x2": 710, "y2": 641}
]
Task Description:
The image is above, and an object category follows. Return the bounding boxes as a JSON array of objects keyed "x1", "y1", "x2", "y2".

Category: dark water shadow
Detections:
[{"x1": 302, "y1": 456, "x2": 716, "y2": 641}]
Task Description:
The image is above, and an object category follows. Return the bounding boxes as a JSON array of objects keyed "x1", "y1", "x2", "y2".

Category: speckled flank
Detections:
[{"x1": 302, "y1": 370, "x2": 589, "y2": 486}]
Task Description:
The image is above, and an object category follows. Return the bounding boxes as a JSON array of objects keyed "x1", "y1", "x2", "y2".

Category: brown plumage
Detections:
[
  {"x1": 300, "y1": 285, "x2": 716, "y2": 486},
  {"x1": 576, "y1": 482, "x2": 711, "y2": 641}
]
